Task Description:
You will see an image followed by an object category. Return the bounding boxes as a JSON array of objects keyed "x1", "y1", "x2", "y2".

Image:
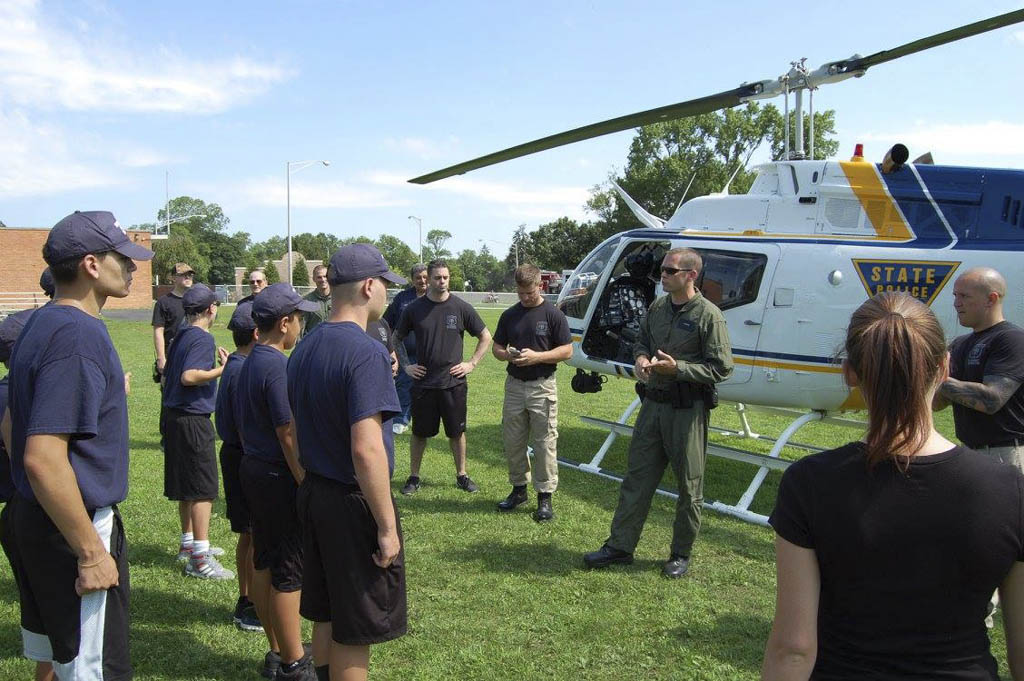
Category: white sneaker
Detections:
[
  {"x1": 185, "y1": 552, "x2": 235, "y2": 580},
  {"x1": 393, "y1": 423, "x2": 408, "y2": 434}
]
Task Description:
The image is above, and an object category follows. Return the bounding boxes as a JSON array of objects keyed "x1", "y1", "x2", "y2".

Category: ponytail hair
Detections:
[{"x1": 844, "y1": 292, "x2": 946, "y2": 469}]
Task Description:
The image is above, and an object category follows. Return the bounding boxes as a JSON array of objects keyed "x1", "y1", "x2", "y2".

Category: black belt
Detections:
[{"x1": 644, "y1": 388, "x2": 674, "y2": 404}]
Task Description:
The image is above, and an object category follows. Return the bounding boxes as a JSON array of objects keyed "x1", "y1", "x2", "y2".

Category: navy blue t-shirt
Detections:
[
  {"x1": 383, "y1": 287, "x2": 420, "y2": 358},
  {"x1": 162, "y1": 325, "x2": 217, "y2": 414},
  {"x1": 8, "y1": 305, "x2": 129, "y2": 509},
  {"x1": 214, "y1": 352, "x2": 246, "y2": 446},
  {"x1": 287, "y1": 322, "x2": 399, "y2": 484},
  {"x1": 236, "y1": 344, "x2": 292, "y2": 465},
  {"x1": 0, "y1": 378, "x2": 13, "y2": 503}
]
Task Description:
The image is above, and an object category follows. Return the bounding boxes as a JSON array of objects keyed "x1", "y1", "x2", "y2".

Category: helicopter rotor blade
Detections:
[
  {"x1": 841, "y1": 8, "x2": 1024, "y2": 74},
  {"x1": 408, "y1": 85, "x2": 761, "y2": 184},
  {"x1": 409, "y1": 9, "x2": 1024, "y2": 185}
]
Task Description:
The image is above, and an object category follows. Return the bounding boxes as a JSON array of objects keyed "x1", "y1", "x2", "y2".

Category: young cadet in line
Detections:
[
  {"x1": 214, "y1": 302, "x2": 262, "y2": 632},
  {"x1": 393, "y1": 259, "x2": 492, "y2": 495},
  {"x1": 162, "y1": 283, "x2": 233, "y2": 579},
  {"x1": 0, "y1": 309, "x2": 55, "y2": 681},
  {"x1": 237, "y1": 283, "x2": 319, "y2": 681},
  {"x1": 491, "y1": 264, "x2": 574, "y2": 521},
  {"x1": 5, "y1": 211, "x2": 152, "y2": 680},
  {"x1": 287, "y1": 244, "x2": 407, "y2": 681}
]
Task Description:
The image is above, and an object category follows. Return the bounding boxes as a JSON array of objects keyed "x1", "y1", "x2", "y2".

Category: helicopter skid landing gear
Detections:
[{"x1": 565, "y1": 402, "x2": 865, "y2": 526}]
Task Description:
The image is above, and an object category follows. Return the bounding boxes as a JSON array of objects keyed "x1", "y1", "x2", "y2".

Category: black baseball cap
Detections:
[
  {"x1": 328, "y1": 244, "x2": 406, "y2": 286},
  {"x1": 251, "y1": 283, "x2": 319, "y2": 324},
  {"x1": 182, "y1": 284, "x2": 218, "y2": 312},
  {"x1": 0, "y1": 309, "x2": 36, "y2": 363},
  {"x1": 44, "y1": 211, "x2": 154, "y2": 264},
  {"x1": 228, "y1": 302, "x2": 257, "y2": 332},
  {"x1": 39, "y1": 268, "x2": 55, "y2": 298}
]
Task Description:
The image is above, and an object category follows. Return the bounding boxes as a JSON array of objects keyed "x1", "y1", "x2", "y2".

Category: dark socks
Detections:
[{"x1": 315, "y1": 664, "x2": 330, "y2": 681}]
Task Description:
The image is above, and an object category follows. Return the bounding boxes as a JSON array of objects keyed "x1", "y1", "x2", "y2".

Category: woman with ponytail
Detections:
[{"x1": 761, "y1": 292, "x2": 1024, "y2": 680}]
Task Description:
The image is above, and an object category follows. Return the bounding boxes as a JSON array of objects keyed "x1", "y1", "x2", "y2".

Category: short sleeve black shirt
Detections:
[
  {"x1": 236, "y1": 345, "x2": 292, "y2": 465},
  {"x1": 152, "y1": 292, "x2": 185, "y2": 351},
  {"x1": 949, "y1": 321, "x2": 1024, "y2": 447},
  {"x1": 395, "y1": 295, "x2": 486, "y2": 389},
  {"x1": 383, "y1": 288, "x2": 420, "y2": 358},
  {"x1": 366, "y1": 318, "x2": 394, "y2": 353},
  {"x1": 214, "y1": 352, "x2": 245, "y2": 446},
  {"x1": 0, "y1": 378, "x2": 12, "y2": 502},
  {"x1": 162, "y1": 326, "x2": 217, "y2": 415},
  {"x1": 770, "y1": 443, "x2": 1024, "y2": 680},
  {"x1": 493, "y1": 301, "x2": 572, "y2": 381}
]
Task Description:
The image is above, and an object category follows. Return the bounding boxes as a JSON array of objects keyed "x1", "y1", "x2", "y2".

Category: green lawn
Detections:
[{"x1": 0, "y1": 309, "x2": 1009, "y2": 680}]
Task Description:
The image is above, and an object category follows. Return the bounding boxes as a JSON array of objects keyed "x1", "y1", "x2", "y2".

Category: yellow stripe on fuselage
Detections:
[
  {"x1": 733, "y1": 357, "x2": 843, "y2": 375},
  {"x1": 839, "y1": 162, "x2": 913, "y2": 241}
]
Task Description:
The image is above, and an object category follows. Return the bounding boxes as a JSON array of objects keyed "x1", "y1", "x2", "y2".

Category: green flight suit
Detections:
[
  {"x1": 607, "y1": 291, "x2": 733, "y2": 558},
  {"x1": 301, "y1": 290, "x2": 331, "y2": 337}
]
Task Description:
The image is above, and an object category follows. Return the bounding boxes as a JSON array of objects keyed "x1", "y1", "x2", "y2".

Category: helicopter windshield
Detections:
[{"x1": 558, "y1": 235, "x2": 621, "y2": 318}]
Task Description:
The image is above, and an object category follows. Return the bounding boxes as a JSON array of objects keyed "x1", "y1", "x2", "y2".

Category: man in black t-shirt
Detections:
[
  {"x1": 152, "y1": 261, "x2": 194, "y2": 376},
  {"x1": 393, "y1": 259, "x2": 491, "y2": 495},
  {"x1": 935, "y1": 267, "x2": 1024, "y2": 473},
  {"x1": 492, "y1": 264, "x2": 573, "y2": 521}
]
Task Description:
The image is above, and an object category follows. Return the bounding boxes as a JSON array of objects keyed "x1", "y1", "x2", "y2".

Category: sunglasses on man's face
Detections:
[
  {"x1": 660, "y1": 266, "x2": 693, "y2": 276},
  {"x1": 250, "y1": 279, "x2": 265, "y2": 285},
  {"x1": 175, "y1": 271, "x2": 195, "y2": 277}
]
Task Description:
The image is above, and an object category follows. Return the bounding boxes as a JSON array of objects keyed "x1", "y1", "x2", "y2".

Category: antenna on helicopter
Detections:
[
  {"x1": 675, "y1": 173, "x2": 697, "y2": 212},
  {"x1": 718, "y1": 163, "x2": 745, "y2": 196}
]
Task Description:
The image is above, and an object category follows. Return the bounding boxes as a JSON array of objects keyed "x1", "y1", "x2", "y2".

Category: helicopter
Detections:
[{"x1": 409, "y1": 9, "x2": 1024, "y2": 524}]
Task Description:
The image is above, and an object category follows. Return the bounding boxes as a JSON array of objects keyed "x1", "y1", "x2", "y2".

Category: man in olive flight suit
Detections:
[{"x1": 584, "y1": 247, "x2": 732, "y2": 578}]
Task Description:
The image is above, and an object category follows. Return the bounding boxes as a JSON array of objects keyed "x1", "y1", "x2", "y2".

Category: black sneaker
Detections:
[
  {"x1": 456, "y1": 474, "x2": 479, "y2": 493},
  {"x1": 261, "y1": 651, "x2": 281, "y2": 680},
  {"x1": 236, "y1": 604, "x2": 262, "y2": 632},
  {"x1": 497, "y1": 486, "x2": 528, "y2": 511},
  {"x1": 400, "y1": 476, "x2": 420, "y2": 496},
  {"x1": 275, "y1": 654, "x2": 316, "y2": 681}
]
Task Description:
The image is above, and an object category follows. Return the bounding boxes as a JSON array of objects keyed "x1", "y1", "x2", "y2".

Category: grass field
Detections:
[{"x1": 0, "y1": 308, "x2": 1011, "y2": 680}]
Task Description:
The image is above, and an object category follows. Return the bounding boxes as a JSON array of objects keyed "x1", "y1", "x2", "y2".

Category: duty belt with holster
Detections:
[{"x1": 635, "y1": 381, "x2": 718, "y2": 409}]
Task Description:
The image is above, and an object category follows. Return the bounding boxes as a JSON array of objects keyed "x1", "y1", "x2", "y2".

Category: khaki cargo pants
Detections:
[
  {"x1": 608, "y1": 399, "x2": 707, "y2": 558},
  {"x1": 501, "y1": 375, "x2": 559, "y2": 493}
]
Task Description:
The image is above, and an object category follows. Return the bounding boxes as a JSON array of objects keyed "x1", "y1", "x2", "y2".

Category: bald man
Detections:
[{"x1": 934, "y1": 267, "x2": 1024, "y2": 472}]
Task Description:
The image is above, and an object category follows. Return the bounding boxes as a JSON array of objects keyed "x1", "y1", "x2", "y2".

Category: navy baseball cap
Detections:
[
  {"x1": 44, "y1": 211, "x2": 154, "y2": 265},
  {"x1": 251, "y1": 283, "x2": 319, "y2": 324},
  {"x1": 228, "y1": 302, "x2": 257, "y2": 332},
  {"x1": 0, "y1": 309, "x2": 36, "y2": 363},
  {"x1": 328, "y1": 244, "x2": 406, "y2": 286},
  {"x1": 39, "y1": 268, "x2": 55, "y2": 298},
  {"x1": 182, "y1": 284, "x2": 218, "y2": 312}
]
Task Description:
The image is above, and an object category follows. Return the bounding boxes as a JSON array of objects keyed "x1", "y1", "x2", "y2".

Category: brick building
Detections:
[{"x1": 0, "y1": 226, "x2": 153, "y2": 311}]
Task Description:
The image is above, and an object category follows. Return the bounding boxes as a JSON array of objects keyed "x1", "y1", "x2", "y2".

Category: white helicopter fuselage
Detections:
[{"x1": 559, "y1": 159, "x2": 1024, "y2": 412}]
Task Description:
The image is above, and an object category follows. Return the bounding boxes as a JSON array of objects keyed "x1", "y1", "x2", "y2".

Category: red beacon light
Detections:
[{"x1": 850, "y1": 143, "x2": 866, "y2": 162}]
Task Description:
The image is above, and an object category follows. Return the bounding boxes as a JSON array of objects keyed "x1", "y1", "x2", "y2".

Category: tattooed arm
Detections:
[{"x1": 938, "y1": 375, "x2": 1023, "y2": 415}]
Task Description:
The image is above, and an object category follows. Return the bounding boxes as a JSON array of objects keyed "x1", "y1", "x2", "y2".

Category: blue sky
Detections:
[{"x1": 2, "y1": 0, "x2": 1023, "y2": 259}]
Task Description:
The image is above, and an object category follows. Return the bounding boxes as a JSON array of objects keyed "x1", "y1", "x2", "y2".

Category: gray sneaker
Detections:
[
  {"x1": 400, "y1": 476, "x2": 420, "y2": 495},
  {"x1": 185, "y1": 552, "x2": 235, "y2": 580},
  {"x1": 456, "y1": 475, "x2": 479, "y2": 493}
]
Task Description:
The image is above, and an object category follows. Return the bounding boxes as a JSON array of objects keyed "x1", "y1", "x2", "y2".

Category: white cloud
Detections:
[
  {"x1": 233, "y1": 177, "x2": 409, "y2": 209},
  {"x1": 1014, "y1": 30, "x2": 1024, "y2": 44},
  {"x1": 0, "y1": 108, "x2": 121, "y2": 199},
  {"x1": 0, "y1": 0, "x2": 289, "y2": 114},
  {"x1": 860, "y1": 121, "x2": 1024, "y2": 164}
]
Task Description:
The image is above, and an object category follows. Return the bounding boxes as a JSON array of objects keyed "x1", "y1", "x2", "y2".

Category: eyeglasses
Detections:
[
  {"x1": 250, "y1": 279, "x2": 265, "y2": 285},
  {"x1": 660, "y1": 266, "x2": 694, "y2": 275},
  {"x1": 176, "y1": 271, "x2": 195, "y2": 277}
]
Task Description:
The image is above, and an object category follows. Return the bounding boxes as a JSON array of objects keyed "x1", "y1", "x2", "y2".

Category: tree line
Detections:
[{"x1": 141, "y1": 102, "x2": 838, "y2": 291}]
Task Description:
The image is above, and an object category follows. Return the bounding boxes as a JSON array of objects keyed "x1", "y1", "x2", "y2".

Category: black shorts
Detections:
[
  {"x1": 411, "y1": 383, "x2": 468, "y2": 438},
  {"x1": 240, "y1": 456, "x2": 302, "y2": 592},
  {"x1": 163, "y1": 409, "x2": 219, "y2": 501},
  {"x1": 9, "y1": 499, "x2": 131, "y2": 679},
  {"x1": 219, "y1": 442, "x2": 250, "y2": 534},
  {"x1": 297, "y1": 473, "x2": 407, "y2": 645}
]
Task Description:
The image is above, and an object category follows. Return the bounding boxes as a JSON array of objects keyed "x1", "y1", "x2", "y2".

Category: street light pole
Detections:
[
  {"x1": 408, "y1": 215, "x2": 423, "y2": 262},
  {"x1": 286, "y1": 159, "x2": 331, "y2": 286}
]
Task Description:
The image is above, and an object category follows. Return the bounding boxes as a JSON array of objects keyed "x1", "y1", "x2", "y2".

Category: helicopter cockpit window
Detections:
[
  {"x1": 581, "y1": 240, "x2": 669, "y2": 363},
  {"x1": 696, "y1": 250, "x2": 767, "y2": 311},
  {"x1": 558, "y1": 236, "x2": 621, "y2": 318}
]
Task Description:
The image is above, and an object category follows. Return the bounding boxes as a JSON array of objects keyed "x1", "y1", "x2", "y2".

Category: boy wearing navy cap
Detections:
[
  {"x1": 215, "y1": 302, "x2": 263, "y2": 632},
  {"x1": 237, "y1": 283, "x2": 319, "y2": 681},
  {"x1": 288, "y1": 244, "x2": 407, "y2": 681},
  {"x1": 4, "y1": 211, "x2": 151, "y2": 679},
  {"x1": 0, "y1": 309, "x2": 54, "y2": 681},
  {"x1": 162, "y1": 283, "x2": 233, "y2": 580}
]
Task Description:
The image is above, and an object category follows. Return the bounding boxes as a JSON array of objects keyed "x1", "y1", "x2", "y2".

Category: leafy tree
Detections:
[
  {"x1": 153, "y1": 233, "x2": 207, "y2": 283},
  {"x1": 156, "y1": 197, "x2": 239, "y2": 283},
  {"x1": 292, "y1": 255, "x2": 310, "y2": 287},
  {"x1": 424, "y1": 229, "x2": 452, "y2": 261},
  {"x1": 587, "y1": 102, "x2": 838, "y2": 234},
  {"x1": 516, "y1": 217, "x2": 606, "y2": 274},
  {"x1": 264, "y1": 261, "x2": 282, "y2": 284},
  {"x1": 375, "y1": 235, "x2": 418, "y2": 278},
  {"x1": 292, "y1": 232, "x2": 343, "y2": 263},
  {"x1": 206, "y1": 231, "x2": 250, "y2": 284},
  {"x1": 249, "y1": 236, "x2": 287, "y2": 263}
]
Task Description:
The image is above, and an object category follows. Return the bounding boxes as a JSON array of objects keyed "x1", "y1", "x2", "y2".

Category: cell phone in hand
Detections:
[{"x1": 508, "y1": 346, "x2": 521, "y2": 357}]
